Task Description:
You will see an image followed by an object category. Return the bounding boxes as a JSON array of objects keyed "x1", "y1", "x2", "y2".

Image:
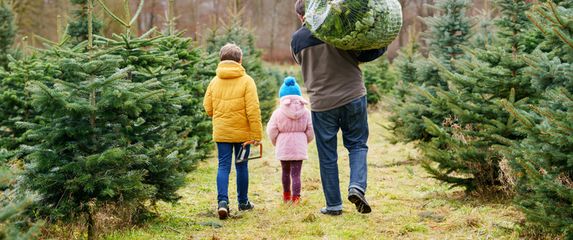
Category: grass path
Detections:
[{"x1": 105, "y1": 111, "x2": 523, "y2": 240}]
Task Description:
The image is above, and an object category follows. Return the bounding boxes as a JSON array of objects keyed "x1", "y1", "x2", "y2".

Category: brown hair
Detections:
[
  {"x1": 219, "y1": 43, "x2": 243, "y2": 62},
  {"x1": 295, "y1": 0, "x2": 305, "y2": 16}
]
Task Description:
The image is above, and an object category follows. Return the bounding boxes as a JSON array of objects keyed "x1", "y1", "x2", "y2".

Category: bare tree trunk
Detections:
[
  {"x1": 269, "y1": 0, "x2": 280, "y2": 61},
  {"x1": 148, "y1": 0, "x2": 156, "y2": 32}
]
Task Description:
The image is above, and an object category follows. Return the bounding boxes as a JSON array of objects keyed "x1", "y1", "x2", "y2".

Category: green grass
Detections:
[{"x1": 103, "y1": 111, "x2": 524, "y2": 239}]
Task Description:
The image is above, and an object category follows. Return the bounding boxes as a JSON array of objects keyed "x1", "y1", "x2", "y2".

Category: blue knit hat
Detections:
[{"x1": 279, "y1": 76, "x2": 302, "y2": 98}]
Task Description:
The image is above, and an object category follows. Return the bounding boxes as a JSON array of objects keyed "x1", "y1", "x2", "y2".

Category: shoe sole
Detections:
[
  {"x1": 320, "y1": 210, "x2": 342, "y2": 216},
  {"x1": 218, "y1": 208, "x2": 228, "y2": 220},
  {"x1": 326, "y1": 211, "x2": 342, "y2": 216},
  {"x1": 348, "y1": 194, "x2": 372, "y2": 214}
]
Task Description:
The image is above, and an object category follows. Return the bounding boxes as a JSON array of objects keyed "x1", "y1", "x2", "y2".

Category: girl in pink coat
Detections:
[{"x1": 267, "y1": 77, "x2": 314, "y2": 204}]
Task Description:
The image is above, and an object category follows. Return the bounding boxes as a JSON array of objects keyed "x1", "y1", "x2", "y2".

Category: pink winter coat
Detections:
[{"x1": 266, "y1": 95, "x2": 314, "y2": 161}]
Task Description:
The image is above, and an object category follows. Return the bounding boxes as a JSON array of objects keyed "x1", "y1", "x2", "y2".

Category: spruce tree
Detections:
[
  {"x1": 389, "y1": 0, "x2": 471, "y2": 142},
  {"x1": 205, "y1": 14, "x2": 279, "y2": 123},
  {"x1": 420, "y1": 0, "x2": 541, "y2": 191},
  {"x1": 0, "y1": 0, "x2": 16, "y2": 70},
  {"x1": 503, "y1": 0, "x2": 573, "y2": 236}
]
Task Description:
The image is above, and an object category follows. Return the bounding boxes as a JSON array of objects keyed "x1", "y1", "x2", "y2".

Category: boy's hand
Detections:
[{"x1": 252, "y1": 140, "x2": 262, "y2": 146}]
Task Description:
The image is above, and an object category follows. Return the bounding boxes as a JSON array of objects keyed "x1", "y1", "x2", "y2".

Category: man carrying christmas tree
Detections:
[
  {"x1": 203, "y1": 43, "x2": 263, "y2": 220},
  {"x1": 291, "y1": 0, "x2": 386, "y2": 215}
]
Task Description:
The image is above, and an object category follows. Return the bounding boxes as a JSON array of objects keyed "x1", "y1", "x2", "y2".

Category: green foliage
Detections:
[
  {"x1": 155, "y1": 35, "x2": 215, "y2": 162},
  {"x1": 361, "y1": 57, "x2": 397, "y2": 105},
  {"x1": 0, "y1": 3, "x2": 44, "y2": 237},
  {"x1": 507, "y1": 89, "x2": 573, "y2": 238},
  {"x1": 205, "y1": 19, "x2": 279, "y2": 123},
  {"x1": 16, "y1": 30, "x2": 212, "y2": 240},
  {"x1": 424, "y1": 0, "x2": 472, "y2": 62},
  {"x1": 0, "y1": 1, "x2": 16, "y2": 69},
  {"x1": 420, "y1": 0, "x2": 539, "y2": 191},
  {"x1": 0, "y1": 153, "x2": 41, "y2": 240},
  {"x1": 23, "y1": 41, "x2": 156, "y2": 222},
  {"x1": 389, "y1": 0, "x2": 471, "y2": 142},
  {"x1": 0, "y1": 55, "x2": 58, "y2": 156},
  {"x1": 67, "y1": 0, "x2": 102, "y2": 42},
  {"x1": 504, "y1": 0, "x2": 573, "y2": 236},
  {"x1": 0, "y1": 189, "x2": 41, "y2": 240}
]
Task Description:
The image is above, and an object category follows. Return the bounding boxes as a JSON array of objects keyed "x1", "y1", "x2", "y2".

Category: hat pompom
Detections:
[{"x1": 284, "y1": 77, "x2": 296, "y2": 86}]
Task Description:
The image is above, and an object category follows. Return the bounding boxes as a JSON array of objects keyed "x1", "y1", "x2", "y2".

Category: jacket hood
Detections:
[
  {"x1": 279, "y1": 95, "x2": 309, "y2": 120},
  {"x1": 216, "y1": 60, "x2": 246, "y2": 79}
]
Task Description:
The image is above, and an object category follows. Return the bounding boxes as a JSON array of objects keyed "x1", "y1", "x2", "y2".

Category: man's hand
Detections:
[{"x1": 252, "y1": 140, "x2": 262, "y2": 146}]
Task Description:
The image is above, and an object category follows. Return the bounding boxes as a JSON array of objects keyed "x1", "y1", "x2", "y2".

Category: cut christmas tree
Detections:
[{"x1": 305, "y1": 0, "x2": 403, "y2": 50}]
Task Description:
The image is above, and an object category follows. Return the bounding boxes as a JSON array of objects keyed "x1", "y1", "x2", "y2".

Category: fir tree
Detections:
[
  {"x1": 0, "y1": 0, "x2": 16, "y2": 69},
  {"x1": 390, "y1": 0, "x2": 471, "y2": 142},
  {"x1": 503, "y1": 0, "x2": 573, "y2": 236},
  {"x1": 205, "y1": 12, "x2": 279, "y2": 123},
  {"x1": 420, "y1": 0, "x2": 541, "y2": 191},
  {"x1": 424, "y1": 0, "x2": 472, "y2": 64}
]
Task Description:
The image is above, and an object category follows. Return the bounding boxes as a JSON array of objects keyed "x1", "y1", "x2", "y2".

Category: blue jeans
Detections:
[
  {"x1": 312, "y1": 96, "x2": 369, "y2": 211},
  {"x1": 216, "y1": 142, "x2": 250, "y2": 205}
]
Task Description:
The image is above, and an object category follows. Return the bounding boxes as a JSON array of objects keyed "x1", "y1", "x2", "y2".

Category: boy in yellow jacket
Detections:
[{"x1": 203, "y1": 43, "x2": 263, "y2": 220}]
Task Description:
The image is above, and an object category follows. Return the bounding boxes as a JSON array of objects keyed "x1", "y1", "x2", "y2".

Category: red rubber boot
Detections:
[
  {"x1": 283, "y1": 192, "x2": 292, "y2": 203},
  {"x1": 292, "y1": 196, "x2": 300, "y2": 206}
]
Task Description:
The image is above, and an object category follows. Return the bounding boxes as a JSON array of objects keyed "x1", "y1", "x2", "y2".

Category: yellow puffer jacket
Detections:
[{"x1": 203, "y1": 60, "x2": 263, "y2": 143}]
